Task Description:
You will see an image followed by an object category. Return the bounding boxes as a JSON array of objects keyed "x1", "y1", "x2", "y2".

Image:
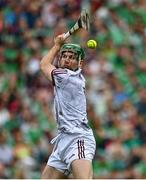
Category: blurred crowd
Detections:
[{"x1": 0, "y1": 0, "x2": 146, "y2": 178}]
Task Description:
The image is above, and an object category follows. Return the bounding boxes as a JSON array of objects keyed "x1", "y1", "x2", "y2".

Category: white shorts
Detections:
[{"x1": 47, "y1": 132, "x2": 96, "y2": 175}]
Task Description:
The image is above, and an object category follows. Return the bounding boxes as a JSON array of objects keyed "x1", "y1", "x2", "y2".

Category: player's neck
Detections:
[{"x1": 65, "y1": 67, "x2": 79, "y2": 71}]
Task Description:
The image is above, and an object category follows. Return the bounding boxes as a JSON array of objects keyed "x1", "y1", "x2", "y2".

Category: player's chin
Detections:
[
  {"x1": 60, "y1": 64, "x2": 74, "y2": 70},
  {"x1": 63, "y1": 64, "x2": 70, "y2": 69}
]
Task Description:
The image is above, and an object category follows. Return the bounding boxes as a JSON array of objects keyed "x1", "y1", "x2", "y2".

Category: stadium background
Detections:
[{"x1": 0, "y1": 0, "x2": 146, "y2": 178}]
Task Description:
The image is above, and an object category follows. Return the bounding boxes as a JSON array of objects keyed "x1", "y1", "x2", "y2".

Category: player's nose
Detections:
[{"x1": 65, "y1": 58, "x2": 70, "y2": 63}]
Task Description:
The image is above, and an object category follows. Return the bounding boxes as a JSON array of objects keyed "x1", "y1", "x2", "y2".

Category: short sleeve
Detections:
[{"x1": 51, "y1": 68, "x2": 68, "y2": 87}]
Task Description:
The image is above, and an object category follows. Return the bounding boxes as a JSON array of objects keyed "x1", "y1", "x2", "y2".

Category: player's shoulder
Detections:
[{"x1": 52, "y1": 68, "x2": 68, "y2": 75}]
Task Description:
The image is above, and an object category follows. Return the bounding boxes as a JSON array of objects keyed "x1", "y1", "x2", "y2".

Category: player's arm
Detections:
[{"x1": 40, "y1": 34, "x2": 65, "y2": 81}]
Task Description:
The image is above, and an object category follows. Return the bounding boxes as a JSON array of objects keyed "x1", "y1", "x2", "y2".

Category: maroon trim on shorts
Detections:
[{"x1": 77, "y1": 140, "x2": 85, "y2": 159}]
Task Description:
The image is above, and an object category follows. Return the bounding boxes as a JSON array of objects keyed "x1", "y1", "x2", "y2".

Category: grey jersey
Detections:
[{"x1": 52, "y1": 68, "x2": 90, "y2": 134}]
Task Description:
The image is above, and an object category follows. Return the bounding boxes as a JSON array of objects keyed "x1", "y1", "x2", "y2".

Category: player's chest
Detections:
[{"x1": 66, "y1": 76, "x2": 85, "y2": 90}]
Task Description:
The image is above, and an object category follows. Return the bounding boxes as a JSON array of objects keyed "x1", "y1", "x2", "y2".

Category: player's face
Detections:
[{"x1": 59, "y1": 51, "x2": 79, "y2": 71}]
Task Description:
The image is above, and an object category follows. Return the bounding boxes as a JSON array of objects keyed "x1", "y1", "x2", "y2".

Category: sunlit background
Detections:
[{"x1": 0, "y1": 0, "x2": 146, "y2": 178}]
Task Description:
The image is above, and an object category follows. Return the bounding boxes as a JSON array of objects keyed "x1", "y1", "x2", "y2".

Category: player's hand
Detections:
[{"x1": 54, "y1": 34, "x2": 66, "y2": 48}]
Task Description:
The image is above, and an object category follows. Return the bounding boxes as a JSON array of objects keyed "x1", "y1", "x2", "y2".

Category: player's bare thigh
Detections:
[
  {"x1": 71, "y1": 159, "x2": 93, "y2": 179},
  {"x1": 41, "y1": 165, "x2": 67, "y2": 179}
]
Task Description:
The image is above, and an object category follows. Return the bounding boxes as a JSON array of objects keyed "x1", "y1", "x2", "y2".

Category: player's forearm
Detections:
[
  {"x1": 40, "y1": 44, "x2": 61, "y2": 68},
  {"x1": 40, "y1": 34, "x2": 65, "y2": 68},
  {"x1": 40, "y1": 34, "x2": 65, "y2": 80}
]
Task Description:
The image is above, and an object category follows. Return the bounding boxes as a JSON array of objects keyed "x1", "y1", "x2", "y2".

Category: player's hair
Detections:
[{"x1": 60, "y1": 44, "x2": 85, "y2": 61}]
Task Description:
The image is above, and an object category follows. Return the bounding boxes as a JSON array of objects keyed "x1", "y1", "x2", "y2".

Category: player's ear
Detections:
[{"x1": 78, "y1": 60, "x2": 84, "y2": 68}]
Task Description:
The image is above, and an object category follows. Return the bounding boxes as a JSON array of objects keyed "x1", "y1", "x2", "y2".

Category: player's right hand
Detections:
[{"x1": 54, "y1": 34, "x2": 65, "y2": 48}]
